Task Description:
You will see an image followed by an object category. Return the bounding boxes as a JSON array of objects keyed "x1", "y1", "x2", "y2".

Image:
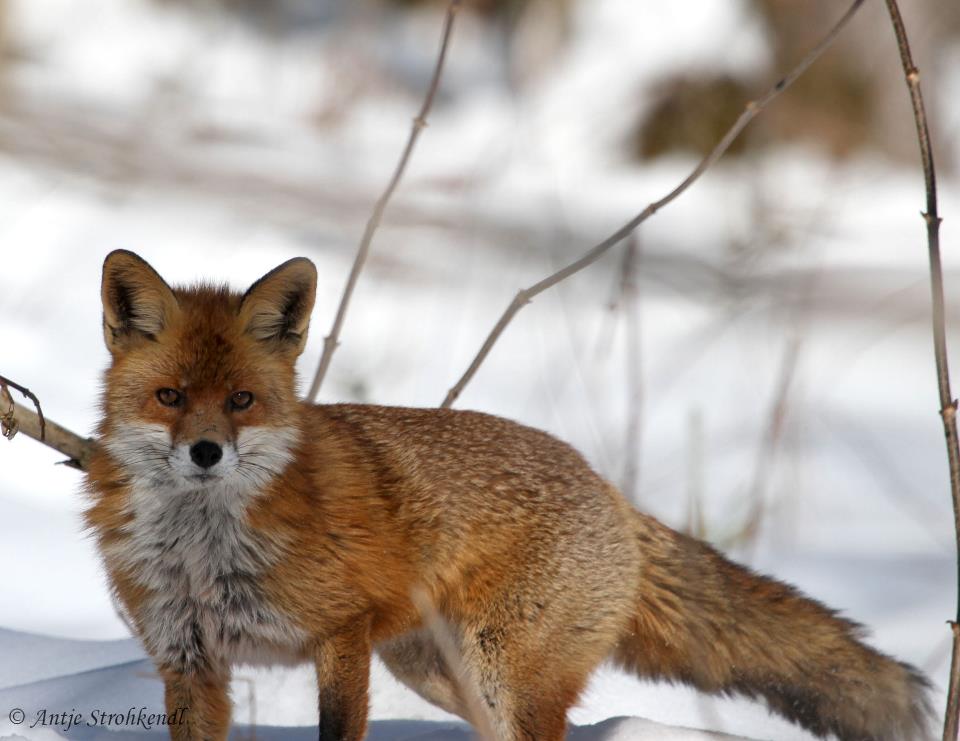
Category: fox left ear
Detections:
[{"x1": 239, "y1": 257, "x2": 317, "y2": 356}]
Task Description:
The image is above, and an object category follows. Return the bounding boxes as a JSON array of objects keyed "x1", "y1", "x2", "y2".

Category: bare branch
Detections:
[
  {"x1": 307, "y1": 0, "x2": 462, "y2": 402},
  {"x1": 0, "y1": 390, "x2": 94, "y2": 470},
  {"x1": 410, "y1": 587, "x2": 497, "y2": 740},
  {"x1": 440, "y1": 0, "x2": 867, "y2": 408},
  {"x1": 1, "y1": 374, "x2": 45, "y2": 441},
  {"x1": 879, "y1": 1, "x2": 956, "y2": 737}
]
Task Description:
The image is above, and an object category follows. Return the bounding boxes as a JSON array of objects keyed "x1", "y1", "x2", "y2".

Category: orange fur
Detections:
[{"x1": 84, "y1": 251, "x2": 932, "y2": 741}]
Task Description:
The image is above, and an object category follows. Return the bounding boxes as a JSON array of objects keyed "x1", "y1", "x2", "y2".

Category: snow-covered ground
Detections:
[{"x1": 0, "y1": 0, "x2": 957, "y2": 738}]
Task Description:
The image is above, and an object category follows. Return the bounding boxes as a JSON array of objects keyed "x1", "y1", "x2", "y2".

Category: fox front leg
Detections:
[
  {"x1": 161, "y1": 668, "x2": 231, "y2": 741},
  {"x1": 315, "y1": 622, "x2": 373, "y2": 741}
]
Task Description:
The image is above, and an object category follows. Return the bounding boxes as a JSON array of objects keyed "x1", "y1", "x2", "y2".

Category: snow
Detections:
[{"x1": 0, "y1": 0, "x2": 957, "y2": 738}]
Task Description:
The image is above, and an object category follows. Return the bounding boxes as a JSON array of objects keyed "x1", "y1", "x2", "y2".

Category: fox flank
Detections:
[{"x1": 85, "y1": 250, "x2": 933, "y2": 741}]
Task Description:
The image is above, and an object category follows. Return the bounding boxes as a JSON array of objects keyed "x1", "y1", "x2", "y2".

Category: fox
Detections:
[{"x1": 84, "y1": 249, "x2": 933, "y2": 741}]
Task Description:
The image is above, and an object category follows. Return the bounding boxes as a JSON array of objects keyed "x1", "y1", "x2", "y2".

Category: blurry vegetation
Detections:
[
  {"x1": 148, "y1": 0, "x2": 338, "y2": 32},
  {"x1": 387, "y1": 0, "x2": 531, "y2": 21},
  {"x1": 147, "y1": 0, "x2": 573, "y2": 89},
  {"x1": 0, "y1": 0, "x2": 14, "y2": 102},
  {"x1": 632, "y1": 2, "x2": 875, "y2": 161},
  {"x1": 633, "y1": 0, "x2": 959, "y2": 164},
  {"x1": 752, "y1": 1, "x2": 876, "y2": 158},
  {"x1": 0, "y1": 0, "x2": 7, "y2": 68},
  {"x1": 632, "y1": 75, "x2": 755, "y2": 160},
  {"x1": 147, "y1": 0, "x2": 561, "y2": 32}
]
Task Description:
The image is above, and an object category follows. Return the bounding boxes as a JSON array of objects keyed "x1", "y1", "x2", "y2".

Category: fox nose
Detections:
[{"x1": 189, "y1": 440, "x2": 223, "y2": 469}]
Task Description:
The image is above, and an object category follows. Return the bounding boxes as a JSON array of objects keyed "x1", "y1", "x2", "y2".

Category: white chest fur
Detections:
[{"x1": 108, "y1": 479, "x2": 307, "y2": 672}]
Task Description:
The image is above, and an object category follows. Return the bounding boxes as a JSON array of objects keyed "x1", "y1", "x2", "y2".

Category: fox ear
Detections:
[
  {"x1": 239, "y1": 257, "x2": 317, "y2": 356},
  {"x1": 101, "y1": 250, "x2": 179, "y2": 353}
]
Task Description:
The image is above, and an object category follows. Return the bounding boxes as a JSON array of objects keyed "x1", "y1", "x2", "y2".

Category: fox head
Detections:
[{"x1": 98, "y1": 250, "x2": 317, "y2": 495}]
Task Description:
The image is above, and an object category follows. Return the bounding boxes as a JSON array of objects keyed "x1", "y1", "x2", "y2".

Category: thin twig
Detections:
[
  {"x1": 950, "y1": 621, "x2": 960, "y2": 741},
  {"x1": 0, "y1": 374, "x2": 45, "y2": 441},
  {"x1": 880, "y1": 2, "x2": 957, "y2": 738},
  {"x1": 440, "y1": 0, "x2": 866, "y2": 408},
  {"x1": 307, "y1": 1, "x2": 462, "y2": 402},
  {"x1": 410, "y1": 587, "x2": 497, "y2": 740},
  {"x1": 619, "y1": 234, "x2": 643, "y2": 502},
  {"x1": 686, "y1": 407, "x2": 706, "y2": 539},
  {"x1": 0, "y1": 389, "x2": 94, "y2": 470},
  {"x1": 728, "y1": 336, "x2": 802, "y2": 552}
]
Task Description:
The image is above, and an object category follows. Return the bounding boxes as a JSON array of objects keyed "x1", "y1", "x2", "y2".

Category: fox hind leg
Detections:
[
  {"x1": 376, "y1": 629, "x2": 469, "y2": 719},
  {"x1": 462, "y1": 619, "x2": 593, "y2": 741},
  {"x1": 379, "y1": 626, "x2": 574, "y2": 741}
]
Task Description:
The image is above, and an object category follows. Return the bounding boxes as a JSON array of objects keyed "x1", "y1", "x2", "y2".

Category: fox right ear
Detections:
[{"x1": 101, "y1": 250, "x2": 179, "y2": 353}]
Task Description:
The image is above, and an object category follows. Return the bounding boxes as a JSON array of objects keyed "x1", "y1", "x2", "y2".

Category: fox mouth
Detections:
[{"x1": 187, "y1": 473, "x2": 220, "y2": 483}]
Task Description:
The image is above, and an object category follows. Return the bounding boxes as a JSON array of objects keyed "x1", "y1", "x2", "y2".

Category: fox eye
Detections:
[
  {"x1": 156, "y1": 388, "x2": 183, "y2": 407},
  {"x1": 230, "y1": 391, "x2": 254, "y2": 411}
]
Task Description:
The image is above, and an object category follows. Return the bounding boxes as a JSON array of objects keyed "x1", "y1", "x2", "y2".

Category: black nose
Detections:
[{"x1": 190, "y1": 440, "x2": 223, "y2": 469}]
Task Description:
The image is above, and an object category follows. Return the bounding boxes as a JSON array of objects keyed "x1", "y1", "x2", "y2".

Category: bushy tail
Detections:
[{"x1": 613, "y1": 513, "x2": 933, "y2": 741}]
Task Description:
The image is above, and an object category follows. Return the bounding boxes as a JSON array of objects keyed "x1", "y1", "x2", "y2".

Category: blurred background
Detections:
[{"x1": 0, "y1": 0, "x2": 958, "y2": 737}]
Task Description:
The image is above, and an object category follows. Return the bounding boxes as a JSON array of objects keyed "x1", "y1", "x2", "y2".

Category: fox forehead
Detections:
[{"x1": 129, "y1": 286, "x2": 267, "y2": 388}]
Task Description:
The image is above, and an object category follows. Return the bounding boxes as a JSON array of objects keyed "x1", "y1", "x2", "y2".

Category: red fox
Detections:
[{"x1": 85, "y1": 250, "x2": 932, "y2": 741}]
